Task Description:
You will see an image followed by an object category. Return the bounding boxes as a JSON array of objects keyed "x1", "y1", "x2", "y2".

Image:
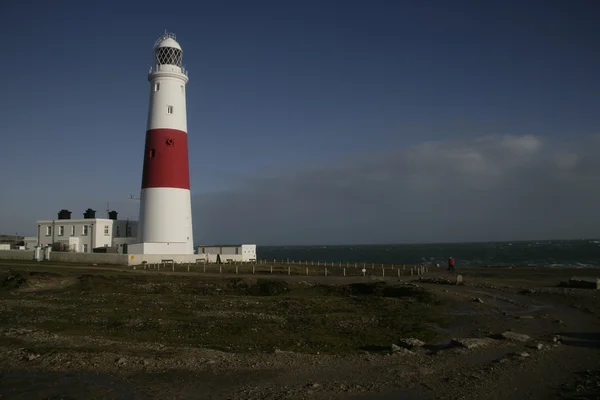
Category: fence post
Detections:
[
  {"x1": 203, "y1": 264, "x2": 206, "y2": 273},
  {"x1": 382, "y1": 267, "x2": 385, "y2": 277},
  {"x1": 343, "y1": 268, "x2": 346, "y2": 277},
  {"x1": 172, "y1": 263, "x2": 174, "y2": 272},
  {"x1": 397, "y1": 269, "x2": 400, "y2": 277},
  {"x1": 236, "y1": 265, "x2": 238, "y2": 274},
  {"x1": 371, "y1": 263, "x2": 374, "y2": 269},
  {"x1": 306, "y1": 267, "x2": 308, "y2": 276},
  {"x1": 219, "y1": 265, "x2": 222, "y2": 274},
  {"x1": 270, "y1": 266, "x2": 273, "y2": 274},
  {"x1": 187, "y1": 262, "x2": 190, "y2": 272},
  {"x1": 325, "y1": 267, "x2": 328, "y2": 276},
  {"x1": 288, "y1": 266, "x2": 290, "y2": 275},
  {"x1": 253, "y1": 265, "x2": 255, "y2": 274}
]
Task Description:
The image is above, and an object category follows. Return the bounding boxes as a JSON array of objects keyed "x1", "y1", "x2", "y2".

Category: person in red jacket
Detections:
[{"x1": 448, "y1": 257, "x2": 455, "y2": 272}]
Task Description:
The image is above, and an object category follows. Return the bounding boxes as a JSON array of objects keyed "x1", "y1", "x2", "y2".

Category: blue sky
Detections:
[{"x1": 1, "y1": 0, "x2": 599, "y2": 244}]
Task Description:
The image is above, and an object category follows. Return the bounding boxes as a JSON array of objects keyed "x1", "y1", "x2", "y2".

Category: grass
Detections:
[{"x1": 0, "y1": 267, "x2": 444, "y2": 355}]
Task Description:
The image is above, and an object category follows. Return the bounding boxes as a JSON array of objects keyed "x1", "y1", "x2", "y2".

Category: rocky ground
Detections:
[{"x1": 0, "y1": 261, "x2": 599, "y2": 399}]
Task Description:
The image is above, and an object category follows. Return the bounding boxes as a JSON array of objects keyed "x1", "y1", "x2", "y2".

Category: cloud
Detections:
[{"x1": 192, "y1": 134, "x2": 600, "y2": 245}]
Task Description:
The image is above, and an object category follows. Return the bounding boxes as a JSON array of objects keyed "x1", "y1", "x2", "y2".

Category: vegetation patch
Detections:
[{"x1": 0, "y1": 267, "x2": 443, "y2": 355}]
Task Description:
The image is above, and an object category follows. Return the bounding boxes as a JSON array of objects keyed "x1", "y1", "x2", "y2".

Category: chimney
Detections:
[
  {"x1": 83, "y1": 208, "x2": 96, "y2": 219},
  {"x1": 108, "y1": 210, "x2": 118, "y2": 220},
  {"x1": 57, "y1": 209, "x2": 72, "y2": 220}
]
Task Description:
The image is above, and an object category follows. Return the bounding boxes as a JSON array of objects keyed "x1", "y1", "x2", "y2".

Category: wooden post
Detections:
[
  {"x1": 397, "y1": 269, "x2": 400, "y2": 277},
  {"x1": 411, "y1": 267, "x2": 414, "y2": 276},
  {"x1": 288, "y1": 266, "x2": 290, "y2": 275},
  {"x1": 172, "y1": 263, "x2": 174, "y2": 272},
  {"x1": 343, "y1": 268, "x2": 346, "y2": 277},
  {"x1": 203, "y1": 264, "x2": 206, "y2": 273},
  {"x1": 219, "y1": 265, "x2": 222, "y2": 274},
  {"x1": 306, "y1": 267, "x2": 308, "y2": 276},
  {"x1": 252, "y1": 266, "x2": 255, "y2": 274},
  {"x1": 270, "y1": 266, "x2": 273, "y2": 274},
  {"x1": 371, "y1": 263, "x2": 374, "y2": 269},
  {"x1": 187, "y1": 262, "x2": 190, "y2": 272},
  {"x1": 325, "y1": 267, "x2": 328, "y2": 276},
  {"x1": 236, "y1": 265, "x2": 239, "y2": 274},
  {"x1": 382, "y1": 267, "x2": 385, "y2": 277}
]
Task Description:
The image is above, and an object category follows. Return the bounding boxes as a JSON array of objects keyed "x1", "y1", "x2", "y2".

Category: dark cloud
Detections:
[{"x1": 192, "y1": 134, "x2": 600, "y2": 245}]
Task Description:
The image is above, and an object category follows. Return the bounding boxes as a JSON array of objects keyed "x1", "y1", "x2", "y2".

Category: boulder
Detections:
[
  {"x1": 499, "y1": 331, "x2": 530, "y2": 342},
  {"x1": 568, "y1": 277, "x2": 600, "y2": 289},
  {"x1": 397, "y1": 338, "x2": 425, "y2": 349},
  {"x1": 451, "y1": 337, "x2": 494, "y2": 349}
]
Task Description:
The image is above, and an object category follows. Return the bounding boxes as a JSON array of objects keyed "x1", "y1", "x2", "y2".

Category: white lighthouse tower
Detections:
[{"x1": 129, "y1": 32, "x2": 194, "y2": 255}]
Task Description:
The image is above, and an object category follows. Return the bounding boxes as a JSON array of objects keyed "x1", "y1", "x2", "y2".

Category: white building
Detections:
[
  {"x1": 33, "y1": 209, "x2": 138, "y2": 253},
  {"x1": 197, "y1": 244, "x2": 257, "y2": 263}
]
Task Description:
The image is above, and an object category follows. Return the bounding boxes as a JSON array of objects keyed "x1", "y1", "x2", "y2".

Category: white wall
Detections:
[
  {"x1": 36, "y1": 219, "x2": 138, "y2": 253},
  {"x1": 197, "y1": 244, "x2": 257, "y2": 262}
]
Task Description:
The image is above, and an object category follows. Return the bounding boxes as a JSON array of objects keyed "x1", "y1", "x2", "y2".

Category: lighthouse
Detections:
[{"x1": 130, "y1": 32, "x2": 194, "y2": 255}]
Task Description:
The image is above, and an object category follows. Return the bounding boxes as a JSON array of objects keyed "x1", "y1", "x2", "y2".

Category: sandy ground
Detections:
[{"x1": 0, "y1": 261, "x2": 599, "y2": 400}]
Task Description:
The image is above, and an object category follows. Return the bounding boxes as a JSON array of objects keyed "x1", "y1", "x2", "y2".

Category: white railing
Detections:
[{"x1": 148, "y1": 64, "x2": 188, "y2": 76}]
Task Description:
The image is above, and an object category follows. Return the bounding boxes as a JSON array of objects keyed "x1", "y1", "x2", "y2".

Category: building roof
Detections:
[
  {"x1": 198, "y1": 244, "x2": 255, "y2": 248},
  {"x1": 36, "y1": 219, "x2": 137, "y2": 224}
]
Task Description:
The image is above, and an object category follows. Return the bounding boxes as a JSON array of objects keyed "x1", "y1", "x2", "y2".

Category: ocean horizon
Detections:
[{"x1": 252, "y1": 239, "x2": 600, "y2": 268}]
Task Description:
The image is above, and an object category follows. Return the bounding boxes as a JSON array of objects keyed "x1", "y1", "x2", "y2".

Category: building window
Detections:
[
  {"x1": 82, "y1": 225, "x2": 88, "y2": 235},
  {"x1": 154, "y1": 82, "x2": 160, "y2": 92},
  {"x1": 83, "y1": 244, "x2": 88, "y2": 253},
  {"x1": 167, "y1": 105, "x2": 173, "y2": 114},
  {"x1": 45, "y1": 226, "x2": 52, "y2": 236},
  {"x1": 58, "y1": 226, "x2": 64, "y2": 236},
  {"x1": 104, "y1": 225, "x2": 109, "y2": 236},
  {"x1": 235, "y1": 247, "x2": 239, "y2": 255},
  {"x1": 70, "y1": 226, "x2": 75, "y2": 236},
  {"x1": 126, "y1": 226, "x2": 132, "y2": 237},
  {"x1": 116, "y1": 226, "x2": 120, "y2": 237}
]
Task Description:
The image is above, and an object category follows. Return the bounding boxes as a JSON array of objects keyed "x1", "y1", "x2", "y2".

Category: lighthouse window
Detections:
[
  {"x1": 167, "y1": 105, "x2": 173, "y2": 114},
  {"x1": 180, "y1": 85, "x2": 184, "y2": 94},
  {"x1": 148, "y1": 149, "x2": 156, "y2": 158},
  {"x1": 154, "y1": 83, "x2": 160, "y2": 92}
]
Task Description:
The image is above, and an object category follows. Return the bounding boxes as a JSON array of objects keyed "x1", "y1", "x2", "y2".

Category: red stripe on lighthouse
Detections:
[{"x1": 141, "y1": 128, "x2": 190, "y2": 189}]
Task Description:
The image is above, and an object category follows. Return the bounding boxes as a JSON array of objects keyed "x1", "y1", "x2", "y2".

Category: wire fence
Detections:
[{"x1": 134, "y1": 259, "x2": 436, "y2": 278}]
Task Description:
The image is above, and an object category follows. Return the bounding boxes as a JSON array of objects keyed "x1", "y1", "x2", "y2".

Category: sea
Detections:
[{"x1": 256, "y1": 240, "x2": 600, "y2": 268}]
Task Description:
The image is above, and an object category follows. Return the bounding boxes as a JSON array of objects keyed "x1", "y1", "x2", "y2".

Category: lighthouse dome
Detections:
[{"x1": 153, "y1": 32, "x2": 183, "y2": 67}]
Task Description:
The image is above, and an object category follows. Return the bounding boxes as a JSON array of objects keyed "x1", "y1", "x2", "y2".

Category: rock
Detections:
[
  {"x1": 391, "y1": 347, "x2": 415, "y2": 356},
  {"x1": 27, "y1": 354, "x2": 40, "y2": 361},
  {"x1": 116, "y1": 357, "x2": 127, "y2": 366},
  {"x1": 451, "y1": 338, "x2": 494, "y2": 349},
  {"x1": 518, "y1": 352, "x2": 530, "y2": 358},
  {"x1": 535, "y1": 343, "x2": 544, "y2": 350},
  {"x1": 397, "y1": 338, "x2": 425, "y2": 349},
  {"x1": 553, "y1": 335, "x2": 562, "y2": 343},
  {"x1": 391, "y1": 344, "x2": 402, "y2": 352},
  {"x1": 473, "y1": 297, "x2": 484, "y2": 303},
  {"x1": 499, "y1": 331, "x2": 530, "y2": 342},
  {"x1": 568, "y1": 277, "x2": 600, "y2": 289},
  {"x1": 554, "y1": 319, "x2": 565, "y2": 325}
]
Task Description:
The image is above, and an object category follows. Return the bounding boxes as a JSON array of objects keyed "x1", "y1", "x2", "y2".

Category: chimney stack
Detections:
[
  {"x1": 57, "y1": 209, "x2": 72, "y2": 220},
  {"x1": 108, "y1": 210, "x2": 118, "y2": 220},
  {"x1": 83, "y1": 208, "x2": 96, "y2": 219}
]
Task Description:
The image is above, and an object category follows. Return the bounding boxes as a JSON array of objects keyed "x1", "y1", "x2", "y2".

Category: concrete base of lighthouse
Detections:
[
  {"x1": 128, "y1": 242, "x2": 191, "y2": 255},
  {"x1": 126, "y1": 252, "x2": 206, "y2": 266}
]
